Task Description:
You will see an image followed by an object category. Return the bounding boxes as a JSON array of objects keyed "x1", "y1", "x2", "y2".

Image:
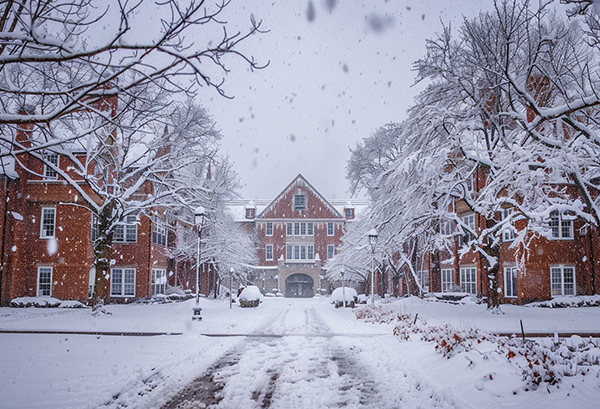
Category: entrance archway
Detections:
[{"x1": 285, "y1": 274, "x2": 314, "y2": 298}]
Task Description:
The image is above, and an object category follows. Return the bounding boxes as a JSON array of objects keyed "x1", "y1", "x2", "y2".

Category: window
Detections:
[
  {"x1": 151, "y1": 269, "x2": 166, "y2": 296},
  {"x1": 91, "y1": 214, "x2": 100, "y2": 242},
  {"x1": 294, "y1": 194, "x2": 306, "y2": 210},
  {"x1": 502, "y1": 209, "x2": 516, "y2": 242},
  {"x1": 287, "y1": 223, "x2": 293, "y2": 236},
  {"x1": 549, "y1": 211, "x2": 573, "y2": 239},
  {"x1": 551, "y1": 266, "x2": 575, "y2": 296},
  {"x1": 40, "y1": 207, "x2": 56, "y2": 238},
  {"x1": 460, "y1": 267, "x2": 477, "y2": 294},
  {"x1": 266, "y1": 244, "x2": 273, "y2": 261},
  {"x1": 246, "y1": 208, "x2": 255, "y2": 219},
  {"x1": 266, "y1": 222, "x2": 273, "y2": 236},
  {"x1": 345, "y1": 208, "x2": 354, "y2": 219},
  {"x1": 504, "y1": 266, "x2": 517, "y2": 297},
  {"x1": 327, "y1": 222, "x2": 334, "y2": 236},
  {"x1": 114, "y1": 215, "x2": 137, "y2": 243},
  {"x1": 458, "y1": 214, "x2": 475, "y2": 246},
  {"x1": 441, "y1": 269, "x2": 453, "y2": 293},
  {"x1": 153, "y1": 223, "x2": 167, "y2": 246},
  {"x1": 327, "y1": 244, "x2": 335, "y2": 259},
  {"x1": 307, "y1": 222, "x2": 314, "y2": 236},
  {"x1": 294, "y1": 222, "x2": 300, "y2": 236},
  {"x1": 285, "y1": 245, "x2": 315, "y2": 260},
  {"x1": 37, "y1": 266, "x2": 52, "y2": 297},
  {"x1": 300, "y1": 222, "x2": 306, "y2": 235},
  {"x1": 44, "y1": 152, "x2": 59, "y2": 179},
  {"x1": 111, "y1": 268, "x2": 136, "y2": 297},
  {"x1": 440, "y1": 220, "x2": 454, "y2": 236}
]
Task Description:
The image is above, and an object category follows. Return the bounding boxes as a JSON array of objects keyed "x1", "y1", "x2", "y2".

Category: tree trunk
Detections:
[
  {"x1": 91, "y1": 204, "x2": 115, "y2": 307},
  {"x1": 484, "y1": 241, "x2": 502, "y2": 313}
]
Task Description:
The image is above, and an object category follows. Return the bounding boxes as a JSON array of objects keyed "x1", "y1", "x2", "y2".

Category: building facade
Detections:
[
  {"x1": 230, "y1": 174, "x2": 361, "y2": 298},
  {"x1": 0, "y1": 130, "x2": 212, "y2": 305}
]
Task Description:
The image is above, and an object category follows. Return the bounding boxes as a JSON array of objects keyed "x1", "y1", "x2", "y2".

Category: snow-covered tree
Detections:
[
  {"x1": 340, "y1": 0, "x2": 600, "y2": 311},
  {"x1": 0, "y1": 0, "x2": 265, "y2": 127}
]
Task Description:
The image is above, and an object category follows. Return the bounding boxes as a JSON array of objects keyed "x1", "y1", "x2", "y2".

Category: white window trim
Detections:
[
  {"x1": 294, "y1": 194, "x2": 306, "y2": 210},
  {"x1": 441, "y1": 269, "x2": 453, "y2": 293},
  {"x1": 459, "y1": 214, "x2": 475, "y2": 246},
  {"x1": 285, "y1": 244, "x2": 315, "y2": 262},
  {"x1": 504, "y1": 266, "x2": 518, "y2": 298},
  {"x1": 44, "y1": 152, "x2": 59, "y2": 180},
  {"x1": 114, "y1": 215, "x2": 138, "y2": 243},
  {"x1": 327, "y1": 244, "x2": 335, "y2": 259},
  {"x1": 502, "y1": 209, "x2": 516, "y2": 242},
  {"x1": 459, "y1": 266, "x2": 477, "y2": 294},
  {"x1": 40, "y1": 207, "x2": 56, "y2": 239},
  {"x1": 266, "y1": 222, "x2": 273, "y2": 236},
  {"x1": 152, "y1": 223, "x2": 167, "y2": 246},
  {"x1": 549, "y1": 211, "x2": 574, "y2": 240},
  {"x1": 151, "y1": 269, "x2": 167, "y2": 296},
  {"x1": 550, "y1": 265, "x2": 576, "y2": 297},
  {"x1": 110, "y1": 268, "x2": 136, "y2": 297},
  {"x1": 37, "y1": 266, "x2": 53, "y2": 297},
  {"x1": 327, "y1": 222, "x2": 334, "y2": 236},
  {"x1": 266, "y1": 244, "x2": 274, "y2": 261}
]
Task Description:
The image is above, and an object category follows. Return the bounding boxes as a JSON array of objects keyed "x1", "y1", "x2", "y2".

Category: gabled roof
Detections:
[{"x1": 257, "y1": 174, "x2": 343, "y2": 219}]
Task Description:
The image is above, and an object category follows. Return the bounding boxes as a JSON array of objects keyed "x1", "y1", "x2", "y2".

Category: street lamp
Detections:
[
  {"x1": 368, "y1": 228, "x2": 378, "y2": 305},
  {"x1": 340, "y1": 268, "x2": 346, "y2": 308},
  {"x1": 194, "y1": 206, "x2": 206, "y2": 314},
  {"x1": 229, "y1": 267, "x2": 234, "y2": 309}
]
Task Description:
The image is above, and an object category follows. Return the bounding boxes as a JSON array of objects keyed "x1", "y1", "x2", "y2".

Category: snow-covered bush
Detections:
[
  {"x1": 500, "y1": 336, "x2": 600, "y2": 390},
  {"x1": 329, "y1": 287, "x2": 358, "y2": 308},
  {"x1": 526, "y1": 295, "x2": 600, "y2": 308},
  {"x1": 58, "y1": 300, "x2": 88, "y2": 309},
  {"x1": 420, "y1": 324, "x2": 490, "y2": 358},
  {"x1": 239, "y1": 286, "x2": 263, "y2": 308},
  {"x1": 354, "y1": 302, "x2": 600, "y2": 393},
  {"x1": 10, "y1": 297, "x2": 61, "y2": 308}
]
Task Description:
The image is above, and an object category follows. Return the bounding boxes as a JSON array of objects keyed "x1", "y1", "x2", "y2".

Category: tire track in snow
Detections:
[{"x1": 161, "y1": 303, "x2": 458, "y2": 408}]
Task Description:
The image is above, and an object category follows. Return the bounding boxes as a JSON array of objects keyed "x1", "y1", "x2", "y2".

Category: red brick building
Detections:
[
  {"x1": 229, "y1": 174, "x2": 363, "y2": 297},
  {"x1": 0, "y1": 132, "x2": 210, "y2": 305},
  {"x1": 401, "y1": 166, "x2": 600, "y2": 304}
]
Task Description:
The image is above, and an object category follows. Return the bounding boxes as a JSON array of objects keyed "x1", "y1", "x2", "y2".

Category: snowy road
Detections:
[{"x1": 161, "y1": 300, "x2": 458, "y2": 409}]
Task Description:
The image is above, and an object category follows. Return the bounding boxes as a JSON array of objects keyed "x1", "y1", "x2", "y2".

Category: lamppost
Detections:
[
  {"x1": 340, "y1": 268, "x2": 346, "y2": 308},
  {"x1": 368, "y1": 228, "x2": 378, "y2": 305},
  {"x1": 193, "y1": 206, "x2": 205, "y2": 320},
  {"x1": 229, "y1": 267, "x2": 234, "y2": 309}
]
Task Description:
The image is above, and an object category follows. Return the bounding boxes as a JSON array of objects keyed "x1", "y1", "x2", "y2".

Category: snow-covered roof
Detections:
[
  {"x1": 225, "y1": 199, "x2": 369, "y2": 222},
  {"x1": 226, "y1": 200, "x2": 271, "y2": 222}
]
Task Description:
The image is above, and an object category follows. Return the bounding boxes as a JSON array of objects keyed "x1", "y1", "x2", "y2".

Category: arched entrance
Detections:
[{"x1": 285, "y1": 273, "x2": 314, "y2": 298}]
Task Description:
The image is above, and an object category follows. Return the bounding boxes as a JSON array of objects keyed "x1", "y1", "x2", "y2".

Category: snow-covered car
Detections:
[
  {"x1": 238, "y1": 285, "x2": 263, "y2": 308},
  {"x1": 329, "y1": 287, "x2": 358, "y2": 308}
]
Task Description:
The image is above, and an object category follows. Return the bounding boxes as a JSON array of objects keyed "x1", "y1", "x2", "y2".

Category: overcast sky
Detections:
[{"x1": 201, "y1": 0, "x2": 505, "y2": 201}]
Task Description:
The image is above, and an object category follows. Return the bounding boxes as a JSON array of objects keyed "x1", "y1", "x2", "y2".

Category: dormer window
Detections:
[
  {"x1": 245, "y1": 201, "x2": 256, "y2": 219},
  {"x1": 294, "y1": 194, "x2": 306, "y2": 210}
]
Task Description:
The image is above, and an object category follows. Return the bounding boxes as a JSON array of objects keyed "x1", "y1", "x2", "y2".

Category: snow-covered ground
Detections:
[{"x1": 0, "y1": 296, "x2": 599, "y2": 408}]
